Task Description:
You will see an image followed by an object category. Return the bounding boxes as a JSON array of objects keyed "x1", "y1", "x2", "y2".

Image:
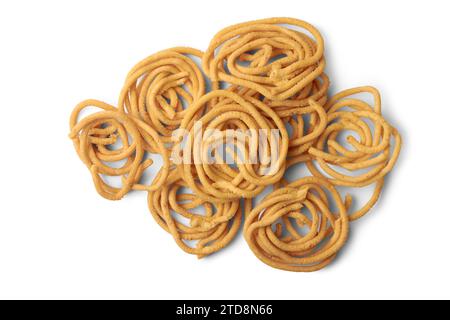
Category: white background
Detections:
[{"x1": 0, "y1": 0, "x2": 449, "y2": 300}]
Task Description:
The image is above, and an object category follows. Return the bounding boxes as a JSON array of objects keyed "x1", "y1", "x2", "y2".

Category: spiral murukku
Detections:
[
  {"x1": 69, "y1": 17, "x2": 403, "y2": 272},
  {"x1": 118, "y1": 47, "x2": 206, "y2": 148},
  {"x1": 147, "y1": 169, "x2": 241, "y2": 257},
  {"x1": 203, "y1": 17, "x2": 326, "y2": 101},
  {"x1": 69, "y1": 99, "x2": 170, "y2": 200},
  {"x1": 244, "y1": 176, "x2": 349, "y2": 272},
  {"x1": 306, "y1": 87, "x2": 402, "y2": 220},
  {"x1": 175, "y1": 90, "x2": 289, "y2": 202}
]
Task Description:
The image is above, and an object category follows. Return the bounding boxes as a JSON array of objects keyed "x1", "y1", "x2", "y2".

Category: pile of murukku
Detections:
[{"x1": 69, "y1": 17, "x2": 402, "y2": 272}]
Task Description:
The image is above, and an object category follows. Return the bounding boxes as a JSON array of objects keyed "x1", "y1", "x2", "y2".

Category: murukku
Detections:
[
  {"x1": 175, "y1": 90, "x2": 289, "y2": 202},
  {"x1": 147, "y1": 169, "x2": 241, "y2": 257},
  {"x1": 69, "y1": 99, "x2": 170, "y2": 200},
  {"x1": 283, "y1": 99, "x2": 328, "y2": 158},
  {"x1": 306, "y1": 87, "x2": 402, "y2": 220},
  {"x1": 264, "y1": 74, "x2": 329, "y2": 112},
  {"x1": 244, "y1": 176, "x2": 349, "y2": 272},
  {"x1": 118, "y1": 47, "x2": 206, "y2": 148},
  {"x1": 203, "y1": 17, "x2": 326, "y2": 101},
  {"x1": 68, "y1": 18, "x2": 403, "y2": 272}
]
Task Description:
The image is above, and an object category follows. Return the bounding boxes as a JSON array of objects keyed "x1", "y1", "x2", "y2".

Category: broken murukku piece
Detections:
[
  {"x1": 175, "y1": 90, "x2": 289, "y2": 203},
  {"x1": 147, "y1": 169, "x2": 242, "y2": 257},
  {"x1": 203, "y1": 17, "x2": 326, "y2": 101},
  {"x1": 244, "y1": 176, "x2": 349, "y2": 272},
  {"x1": 118, "y1": 47, "x2": 206, "y2": 149},
  {"x1": 306, "y1": 87, "x2": 402, "y2": 220},
  {"x1": 69, "y1": 99, "x2": 170, "y2": 200}
]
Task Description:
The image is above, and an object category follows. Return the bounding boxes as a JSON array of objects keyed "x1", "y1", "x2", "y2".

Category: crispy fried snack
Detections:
[
  {"x1": 203, "y1": 17, "x2": 326, "y2": 101},
  {"x1": 69, "y1": 99, "x2": 170, "y2": 200},
  {"x1": 175, "y1": 90, "x2": 289, "y2": 202},
  {"x1": 119, "y1": 47, "x2": 206, "y2": 148},
  {"x1": 244, "y1": 176, "x2": 349, "y2": 272},
  {"x1": 307, "y1": 87, "x2": 402, "y2": 220},
  {"x1": 148, "y1": 170, "x2": 241, "y2": 257},
  {"x1": 69, "y1": 18, "x2": 402, "y2": 271}
]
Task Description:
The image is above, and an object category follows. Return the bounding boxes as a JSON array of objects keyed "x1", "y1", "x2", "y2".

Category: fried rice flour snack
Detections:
[{"x1": 69, "y1": 17, "x2": 402, "y2": 272}]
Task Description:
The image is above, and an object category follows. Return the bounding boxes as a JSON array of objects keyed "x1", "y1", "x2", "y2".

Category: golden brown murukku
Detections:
[
  {"x1": 69, "y1": 18, "x2": 402, "y2": 272},
  {"x1": 118, "y1": 47, "x2": 206, "y2": 148},
  {"x1": 147, "y1": 169, "x2": 241, "y2": 257},
  {"x1": 175, "y1": 90, "x2": 289, "y2": 202},
  {"x1": 244, "y1": 176, "x2": 349, "y2": 272},
  {"x1": 264, "y1": 74, "x2": 329, "y2": 111},
  {"x1": 69, "y1": 99, "x2": 170, "y2": 200},
  {"x1": 203, "y1": 17, "x2": 326, "y2": 101},
  {"x1": 306, "y1": 87, "x2": 402, "y2": 220},
  {"x1": 283, "y1": 98, "x2": 328, "y2": 158}
]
